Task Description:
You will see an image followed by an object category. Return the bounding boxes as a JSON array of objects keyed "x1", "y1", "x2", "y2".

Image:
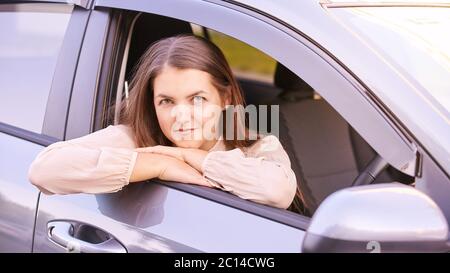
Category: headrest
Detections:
[
  {"x1": 126, "y1": 13, "x2": 193, "y2": 80},
  {"x1": 274, "y1": 63, "x2": 314, "y2": 101}
]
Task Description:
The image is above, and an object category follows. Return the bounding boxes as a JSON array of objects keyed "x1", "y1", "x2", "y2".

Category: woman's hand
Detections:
[
  {"x1": 130, "y1": 152, "x2": 212, "y2": 188},
  {"x1": 157, "y1": 155, "x2": 212, "y2": 187},
  {"x1": 136, "y1": 146, "x2": 208, "y2": 173}
]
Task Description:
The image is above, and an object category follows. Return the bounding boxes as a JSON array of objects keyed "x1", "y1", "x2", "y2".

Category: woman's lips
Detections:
[
  {"x1": 174, "y1": 128, "x2": 199, "y2": 136},
  {"x1": 176, "y1": 128, "x2": 197, "y2": 132},
  {"x1": 172, "y1": 128, "x2": 200, "y2": 140}
]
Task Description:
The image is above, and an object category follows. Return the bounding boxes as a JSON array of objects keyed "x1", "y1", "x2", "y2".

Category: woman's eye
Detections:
[
  {"x1": 159, "y1": 99, "x2": 172, "y2": 105},
  {"x1": 193, "y1": 95, "x2": 206, "y2": 104}
]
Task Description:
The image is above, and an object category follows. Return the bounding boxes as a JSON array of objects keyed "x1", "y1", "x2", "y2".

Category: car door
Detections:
[
  {"x1": 0, "y1": 1, "x2": 88, "y2": 252},
  {"x1": 31, "y1": 0, "x2": 418, "y2": 253},
  {"x1": 31, "y1": 1, "x2": 310, "y2": 253}
]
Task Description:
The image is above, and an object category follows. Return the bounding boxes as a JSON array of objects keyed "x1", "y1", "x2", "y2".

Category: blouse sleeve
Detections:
[
  {"x1": 201, "y1": 135, "x2": 297, "y2": 209},
  {"x1": 28, "y1": 125, "x2": 138, "y2": 195}
]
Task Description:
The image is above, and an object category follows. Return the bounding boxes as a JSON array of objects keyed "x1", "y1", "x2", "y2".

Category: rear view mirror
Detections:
[{"x1": 302, "y1": 183, "x2": 450, "y2": 253}]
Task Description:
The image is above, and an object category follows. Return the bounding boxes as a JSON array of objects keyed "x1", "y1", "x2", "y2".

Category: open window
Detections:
[{"x1": 98, "y1": 9, "x2": 416, "y2": 221}]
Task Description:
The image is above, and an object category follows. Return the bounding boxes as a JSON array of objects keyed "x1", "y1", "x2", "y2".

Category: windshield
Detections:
[{"x1": 330, "y1": 7, "x2": 450, "y2": 115}]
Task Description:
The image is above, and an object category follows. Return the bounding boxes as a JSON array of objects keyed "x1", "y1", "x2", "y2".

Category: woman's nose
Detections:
[{"x1": 172, "y1": 104, "x2": 193, "y2": 123}]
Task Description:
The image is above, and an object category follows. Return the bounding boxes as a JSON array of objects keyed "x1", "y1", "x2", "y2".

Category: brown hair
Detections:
[{"x1": 117, "y1": 34, "x2": 306, "y2": 215}]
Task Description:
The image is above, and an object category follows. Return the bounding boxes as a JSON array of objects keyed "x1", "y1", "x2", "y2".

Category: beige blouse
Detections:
[{"x1": 28, "y1": 124, "x2": 297, "y2": 209}]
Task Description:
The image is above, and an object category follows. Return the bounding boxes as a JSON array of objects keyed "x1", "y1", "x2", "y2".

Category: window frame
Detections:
[
  {"x1": 92, "y1": 9, "x2": 133, "y2": 132},
  {"x1": 205, "y1": 27, "x2": 277, "y2": 84},
  {"x1": 93, "y1": 0, "x2": 419, "y2": 175},
  {"x1": 88, "y1": 9, "x2": 311, "y2": 230},
  {"x1": 65, "y1": 8, "x2": 112, "y2": 140},
  {"x1": 43, "y1": 5, "x2": 91, "y2": 140},
  {"x1": 2, "y1": 0, "x2": 91, "y2": 9},
  {"x1": 86, "y1": 0, "x2": 420, "y2": 228},
  {"x1": 85, "y1": 10, "x2": 313, "y2": 230}
]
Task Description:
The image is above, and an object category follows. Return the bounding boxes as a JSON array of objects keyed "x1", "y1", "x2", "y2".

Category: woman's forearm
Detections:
[
  {"x1": 133, "y1": 146, "x2": 208, "y2": 173},
  {"x1": 129, "y1": 152, "x2": 164, "y2": 182},
  {"x1": 130, "y1": 152, "x2": 211, "y2": 187}
]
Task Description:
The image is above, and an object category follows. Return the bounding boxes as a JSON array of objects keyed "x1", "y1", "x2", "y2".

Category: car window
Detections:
[
  {"x1": 0, "y1": 4, "x2": 72, "y2": 133},
  {"x1": 101, "y1": 6, "x2": 416, "y2": 222},
  {"x1": 192, "y1": 24, "x2": 276, "y2": 84}
]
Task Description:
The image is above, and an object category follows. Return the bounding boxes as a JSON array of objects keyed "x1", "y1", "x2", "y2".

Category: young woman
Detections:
[{"x1": 28, "y1": 34, "x2": 306, "y2": 212}]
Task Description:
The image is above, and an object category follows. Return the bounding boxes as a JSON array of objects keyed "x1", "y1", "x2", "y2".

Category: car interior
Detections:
[{"x1": 115, "y1": 12, "x2": 414, "y2": 216}]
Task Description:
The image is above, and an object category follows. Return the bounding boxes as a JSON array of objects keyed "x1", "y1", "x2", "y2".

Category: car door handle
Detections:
[{"x1": 47, "y1": 221, "x2": 127, "y2": 253}]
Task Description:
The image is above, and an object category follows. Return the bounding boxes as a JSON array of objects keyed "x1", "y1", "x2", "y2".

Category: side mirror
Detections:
[{"x1": 302, "y1": 183, "x2": 450, "y2": 253}]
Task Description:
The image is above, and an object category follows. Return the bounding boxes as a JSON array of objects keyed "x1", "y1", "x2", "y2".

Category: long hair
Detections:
[
  {"x1": 116, "y1": 34, "x2": 307, "y2": 214},
  {"x1": 119, "y1": 34, "x2": 255, "y2": 150}
]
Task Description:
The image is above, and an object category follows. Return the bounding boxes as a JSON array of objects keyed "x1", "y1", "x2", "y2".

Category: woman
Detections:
[{"x1": 28, "y1": 34, "x2": 305, "y2": 212}]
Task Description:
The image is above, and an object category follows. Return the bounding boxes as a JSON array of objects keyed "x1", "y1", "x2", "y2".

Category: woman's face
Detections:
[{"x1": 153, "y1": 66, "x2": 230, "y2": 150}]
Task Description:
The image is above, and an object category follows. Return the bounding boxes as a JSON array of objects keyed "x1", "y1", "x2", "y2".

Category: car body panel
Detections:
[
  {"x1": 33, "y1": 182, "x2": 305, "y2": 252},
  {"x1": 0, "y1": 132, "x2": 42, "y2": 252}
]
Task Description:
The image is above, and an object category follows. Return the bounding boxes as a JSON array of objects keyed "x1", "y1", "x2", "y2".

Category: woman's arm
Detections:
[
  {"x1": 201, "y1": 146, "x2": 297, "y2": 209},
  {"x1": 136, "y1": 136, "x2": 297, "y2": 209},
  {"x1": 135, "y1": 145, "x2": 207, "y2": 173},
  {"x1": 130, "y1": 152, "x2": 210, "y2": 187},
  {"x1": 28, "y1": 141, "x2": 139, "y2": 195},
  {"x1": 28, "y1": 125, "x2": 211, "y2": 195}
]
